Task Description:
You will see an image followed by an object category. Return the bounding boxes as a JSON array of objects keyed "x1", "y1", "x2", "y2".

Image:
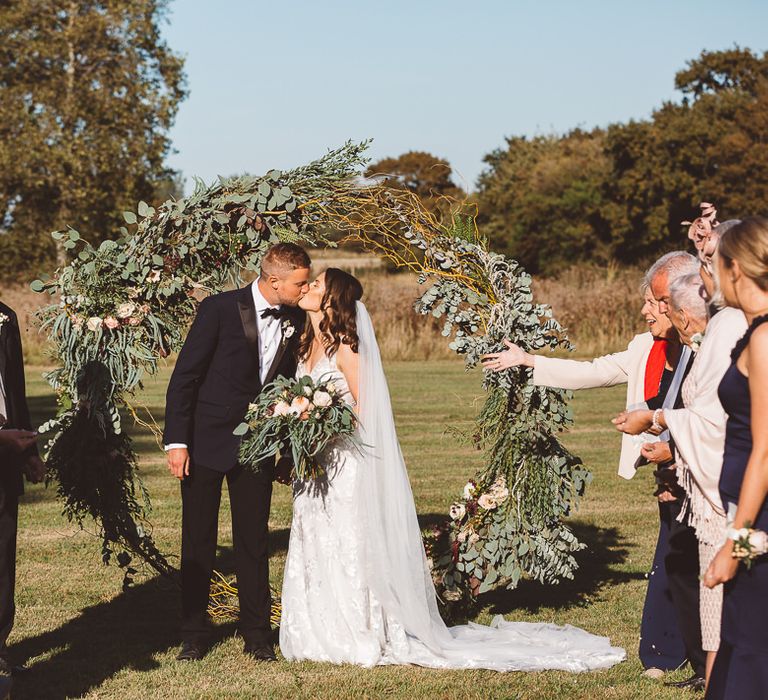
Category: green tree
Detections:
[
  {"x1": 0, "y1": 0, "x2": 186, "y2": 276},
  {"x1": 477, "y1": 47, "x2": 768, "y2": 273},
  {"x1": 476, "y1": 129, "x2": 610, "y2": 274}
]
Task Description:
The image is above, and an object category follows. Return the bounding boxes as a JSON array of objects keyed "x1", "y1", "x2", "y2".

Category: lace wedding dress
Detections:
[{"x1": 279, "y1": 303, "x2": 625, "y2": 671}]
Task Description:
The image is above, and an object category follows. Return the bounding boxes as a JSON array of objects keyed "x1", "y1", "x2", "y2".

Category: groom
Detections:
[{"x1": 163, "y1": 243, "x2": 310, "y2": 662}]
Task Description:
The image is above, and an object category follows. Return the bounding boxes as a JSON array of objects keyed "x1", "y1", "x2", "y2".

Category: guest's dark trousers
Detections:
[
  {"x1": 665, "y1": 499, "x2": 706, "y2": 678},
  {"x1": 0, "y1": 479, "x2": 18, "y2": 658},
  {"x1": 180, "y1": 462, "x2": 272, "y2": 647}
]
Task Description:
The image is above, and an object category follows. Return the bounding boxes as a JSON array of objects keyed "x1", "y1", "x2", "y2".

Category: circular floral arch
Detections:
[{"x1": 33, "y1": 141, "x2": 589, "y2": 607}]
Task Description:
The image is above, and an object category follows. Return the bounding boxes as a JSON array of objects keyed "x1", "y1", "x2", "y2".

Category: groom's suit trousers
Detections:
[{"x1": 180, "y1": 462, "x2": 273, "y2": 646}]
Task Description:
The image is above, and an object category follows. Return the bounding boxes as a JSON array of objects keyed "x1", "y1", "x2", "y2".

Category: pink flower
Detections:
[
  {"x1": 273, "y1": 401, "x2": 291, "y2": 416},
  {"x1": 289, "y1": 396, "x2": 310, "y2": 416},
  {"x1": 478, "y1": 493, "x2": 498, "y2": 510},
  {"x1": 127, "y1": 316, "x2": 142, "y2": 326},
  {"x1": 104, "y1": 316, "x2": 120, "y2": 330}
]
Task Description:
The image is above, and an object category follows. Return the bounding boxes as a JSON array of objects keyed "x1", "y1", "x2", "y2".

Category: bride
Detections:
[{"x1": 279, "y1": 268, "x2": 625, "y2": 671}]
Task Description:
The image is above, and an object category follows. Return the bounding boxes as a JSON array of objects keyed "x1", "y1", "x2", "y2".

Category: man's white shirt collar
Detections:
[{"x1": 251, "y1": 279, "x2": 279, "y2": 314}]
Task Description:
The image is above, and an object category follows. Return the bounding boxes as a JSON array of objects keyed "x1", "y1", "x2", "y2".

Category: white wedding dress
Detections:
[{"x1": 279, "y1": 302, "x2": 625, "y2": 671}]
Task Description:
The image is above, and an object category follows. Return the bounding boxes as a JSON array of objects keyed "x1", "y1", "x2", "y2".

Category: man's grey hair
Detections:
[
  {"x1": 643, "y1": 250, "x2": 700, "y2": 290},
  {"x1": 669, "y1": 273, "x2": 709, "y2": 321}
]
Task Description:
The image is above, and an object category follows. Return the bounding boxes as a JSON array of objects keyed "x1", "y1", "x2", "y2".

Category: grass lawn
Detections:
[{"x1": 10, "y1": 361, "x2": 694, "y2": 699}]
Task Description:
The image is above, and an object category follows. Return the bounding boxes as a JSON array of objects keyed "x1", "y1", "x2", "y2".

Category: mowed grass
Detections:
[{"x1": 10, "y1": 361, "x2": 694, "y2": 699}]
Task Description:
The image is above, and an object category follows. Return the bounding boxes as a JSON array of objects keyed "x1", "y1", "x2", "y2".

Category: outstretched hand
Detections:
[
  {"x1": 641, "y1": 441, "x2": 672, "y2": 464},
  {"x1": 612, "y1": 409, "x2": 654, "y2": 435},
  {"x1": 481, "y1": 340, "x2": 533, "y2": 372}
]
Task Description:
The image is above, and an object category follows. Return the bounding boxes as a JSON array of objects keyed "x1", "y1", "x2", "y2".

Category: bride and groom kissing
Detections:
[{"x1": 163, "y1": 242, "x2": 625, "y2": 671}]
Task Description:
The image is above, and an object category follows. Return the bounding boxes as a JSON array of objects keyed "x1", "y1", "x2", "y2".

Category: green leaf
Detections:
[
  {"x1": 233, "y1": 422, "x2": 250, "y2": 436},
  {"x1": 30, "y1": 279, "x2": 45, "y2": 292},
  {"x1": 123, "y1": 211, "x2": 137, "y2": 224},
  {"x1": 138, "y1": 201, "x2": 150, "y2": 217}
]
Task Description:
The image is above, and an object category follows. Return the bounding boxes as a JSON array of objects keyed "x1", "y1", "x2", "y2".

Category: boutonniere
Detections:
[
  {"x1": 282, "y1": 318, "x2": 295, "y2": 340},
  {"x1": 0, "y1": 312, "x2": 10, "y2": 332},
  {"x1": 690, "y1": 332, "x2": 704, "y2": 353}
]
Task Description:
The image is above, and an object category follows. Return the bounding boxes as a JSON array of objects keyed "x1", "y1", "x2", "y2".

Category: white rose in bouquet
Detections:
[
  {"x1": 313, "y1": 390, "x2": 333, "y2": 408},
  {"x1": 449, "y1": 502, "x2": 466, "y2": 521},
  {"x1": 87, "y1": 317, "x2": 103, "y2": 332},
  {"x1": 273, "y1": 401, "x2": 291, "y2": 416},
  {"x1": 117, "y1": 302, "x2": 136, "y2": 319},
  {"x1": 462, "y1": 481, "x2": 476, "y2": 500}
]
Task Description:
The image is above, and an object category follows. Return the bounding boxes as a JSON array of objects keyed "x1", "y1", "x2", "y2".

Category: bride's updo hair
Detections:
[{"x1": 299, "y1": 267, "x2": 364, "y2": 359}]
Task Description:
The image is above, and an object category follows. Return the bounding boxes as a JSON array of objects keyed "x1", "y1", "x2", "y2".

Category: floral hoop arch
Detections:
[{"x1": 32, "y1": 141, "x2": 589, "y2": 608}]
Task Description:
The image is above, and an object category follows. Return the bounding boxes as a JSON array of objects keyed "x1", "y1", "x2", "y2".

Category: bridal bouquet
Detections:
[{"x1": 234, "y1": 374, "x2": 358, "y2": 481}]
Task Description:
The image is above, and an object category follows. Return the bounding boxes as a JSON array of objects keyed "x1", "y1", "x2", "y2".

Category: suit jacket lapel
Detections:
[{"x1": 236, "y1": 286, "x2": 261, "y2": 368}]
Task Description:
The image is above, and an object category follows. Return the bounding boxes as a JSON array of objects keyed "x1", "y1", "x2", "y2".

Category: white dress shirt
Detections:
[{"x1": 165, "y1": 280, "x2": 284, "y2": 451}]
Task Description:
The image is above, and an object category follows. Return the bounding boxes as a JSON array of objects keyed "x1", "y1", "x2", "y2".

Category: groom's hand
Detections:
[{"x1": 167, "y1": 447, "x2": 190, "y2": 480}]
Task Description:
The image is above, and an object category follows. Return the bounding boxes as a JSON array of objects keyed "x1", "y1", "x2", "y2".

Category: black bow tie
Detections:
[{"x1": 260, "y1": 306, "x2": 286, "y2": 320}]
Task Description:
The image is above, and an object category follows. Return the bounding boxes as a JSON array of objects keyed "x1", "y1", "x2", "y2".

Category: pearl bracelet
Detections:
[{"x1": 651, "y1": 408, "x2": 663, "y2": 433}]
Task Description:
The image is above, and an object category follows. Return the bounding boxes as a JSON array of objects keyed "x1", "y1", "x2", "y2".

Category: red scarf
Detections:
[{"x1": 644, "y1": 338, "x2": 668, "y2": 401}]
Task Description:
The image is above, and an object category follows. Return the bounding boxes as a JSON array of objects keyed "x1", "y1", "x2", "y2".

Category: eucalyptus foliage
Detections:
[{"x1": 33, "y1": 141, "x2": 589, "y2": 606}]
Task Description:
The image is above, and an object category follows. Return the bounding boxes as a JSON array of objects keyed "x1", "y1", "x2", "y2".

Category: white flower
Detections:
[
  {"x1": 147, "y1": 270, "x2": 161, "y2": 283},
  {"x1": 478, "y1": 493, "x2": 498, "y2": 510},
  {"x1": 748, "y1": 529, "x2": 768, "y2": 555},
  {"x1": 303, "y1": 385, "x2": 313, "y2": 397},
  {"x1": 690, "y1": 332, "x2": 705, "y2": 353},
  {"x1": 462, "y1": 481, "x2": 476, "y2": 500},
  {"x1": 326, "y1": 383, "x2": 337, "y2": 394},
  {"x1": 87, "y1": 316, "x2": 103, "y2": 332},
  {"x1": 116, "y1": 302, "x2": 136, "y2": 319},
  {"x1": 0, "y1": 313, "x2": 9, "y2": 329},
  {"x1": 248, "y1": 403, "x2": 259, "y2": 414},
  {"x1": 282, "y1": 319, "x2": 295, "y2": 338},
  {"x1": 313, "y1": 390, "x2": 333, "y2": 408},
  {"x1": 449, "y1": 502, "x2": 466, "y2": 521},
  {"x1": 273, "y1": 401, "x2": 291, "y2": 416}
]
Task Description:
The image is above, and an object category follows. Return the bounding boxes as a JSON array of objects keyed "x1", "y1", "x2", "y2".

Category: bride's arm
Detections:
[{"x1": 335, "y1": 342, "x2": 359, "y2": 405}]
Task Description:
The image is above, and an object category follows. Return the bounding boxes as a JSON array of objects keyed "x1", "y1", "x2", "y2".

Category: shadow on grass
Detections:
[
  {"x1": 479, "y1": 520, "x2": 644, "y2": 615},
  {"x1": 9, "y1": 574, "x2": 237, "y2": 700}
]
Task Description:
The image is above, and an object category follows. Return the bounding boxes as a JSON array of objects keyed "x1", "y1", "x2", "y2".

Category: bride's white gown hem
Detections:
[{"x1": 279, "y1": 303, "x2": 625, "y2": 672}]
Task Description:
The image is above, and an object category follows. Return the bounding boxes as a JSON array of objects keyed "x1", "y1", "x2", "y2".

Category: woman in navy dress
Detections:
[{"x1": 704, "y1": 217, "x2": 768, "y2": 699}]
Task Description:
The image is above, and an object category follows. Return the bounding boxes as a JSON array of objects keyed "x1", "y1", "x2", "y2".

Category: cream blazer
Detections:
[{"x1": 532, "y1": 333, "x2": 655, "y2": 479}]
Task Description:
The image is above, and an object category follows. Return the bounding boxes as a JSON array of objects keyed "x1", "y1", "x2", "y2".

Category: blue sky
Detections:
[{"x1": 162, "y1": 0, "x2": 767, "y2": 193}]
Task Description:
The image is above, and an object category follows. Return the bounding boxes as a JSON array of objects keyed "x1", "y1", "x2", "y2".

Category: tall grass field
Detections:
[{"x1": 9, "y1": 361, "x2": 697, "y2": 699}]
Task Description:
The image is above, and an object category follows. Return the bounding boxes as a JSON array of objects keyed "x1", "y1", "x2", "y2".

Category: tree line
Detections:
[{"x1": 0, "y1": 16, "x2": 765, "y2": 279}]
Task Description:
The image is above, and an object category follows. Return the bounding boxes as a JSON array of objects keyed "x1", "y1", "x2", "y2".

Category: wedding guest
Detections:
[
  {"x1": 614, "y1": 268, "x2": 747, "y2": 688},
  {"x1": 482, "y1": 252, "x2": 699, "y2": 677},
  {"x1": 703, "y1": 217, "x2": 768, "y2": 699},
  {"x1": 0, "y1": 301, "x2": 45, "y2": 681}
]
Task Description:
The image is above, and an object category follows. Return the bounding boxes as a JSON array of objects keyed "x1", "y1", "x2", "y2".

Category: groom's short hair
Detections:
[{"x1": 260, "y1": 243, "x2": 311, "y2": 277}]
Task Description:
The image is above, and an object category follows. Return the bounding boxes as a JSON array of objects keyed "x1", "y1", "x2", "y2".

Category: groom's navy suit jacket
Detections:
[{"x1": 163, "y1": 286, "x2": 305, "y2": 474}]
